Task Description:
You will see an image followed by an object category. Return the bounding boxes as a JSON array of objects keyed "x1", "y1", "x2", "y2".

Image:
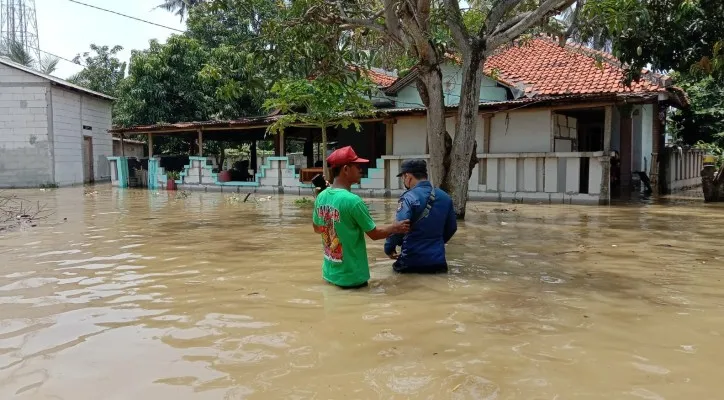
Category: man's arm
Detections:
[
  {"x1": 384, "y1": 197, "x2": 413, "y2": 254},
  {"x1": 350, "y1": 199, "x2": 410, "y2": 241},
  {"x1": 367, "y1": 220, "x2": 410, "y2": 241},
  {"x1": 443, "y1": 199, "x2": 457, "y2": 243}
]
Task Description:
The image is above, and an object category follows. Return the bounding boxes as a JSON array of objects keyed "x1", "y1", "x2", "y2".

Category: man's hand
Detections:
[
  {"x1": 391, "y1": 219, "x2": 410, "y2": 234},
  {"x1": 387, "y1": 251, "x2": 399, "y2": 260}
]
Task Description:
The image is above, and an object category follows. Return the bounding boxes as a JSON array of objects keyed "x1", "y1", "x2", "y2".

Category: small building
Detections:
[
  {"x1": 0, "y1": 58, "x2": 114, "y2": 188},
  {"x1": 108, "y1": 36, "x2": 698, "y2": 204},
  {"x1": 113, "y1": 137, "x2": 145, "y2": 158}
]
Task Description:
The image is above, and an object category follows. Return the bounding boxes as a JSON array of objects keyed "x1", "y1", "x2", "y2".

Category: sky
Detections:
[{"x1": 34, "y1": 0, "x2": 187, "y2": 79}]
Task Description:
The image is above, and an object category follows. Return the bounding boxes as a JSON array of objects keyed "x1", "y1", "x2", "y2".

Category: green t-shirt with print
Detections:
[{"x1": 313, "y1": 188, "x2": 376, "y2": 287}]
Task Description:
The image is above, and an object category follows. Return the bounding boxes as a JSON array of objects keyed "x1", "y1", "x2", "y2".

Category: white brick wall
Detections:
[
  {"x1": 51, "y1": 88, "x2": 83, "y2": 185},
  {"x1": 51, "y1": 87, "x2": 113, "y2": 185},
  {"x1": 82, "y1": 95, "x2": 113, "y2": 180},
  {"x1": 0, "y1": 63, "x2": 113, "y2": 187},
  {"x1": 0, "y1": 66, "x2": 53, "y2": 187},
  {"x1": 0, "y1": 62, "x2": 47, "y2": 84}
]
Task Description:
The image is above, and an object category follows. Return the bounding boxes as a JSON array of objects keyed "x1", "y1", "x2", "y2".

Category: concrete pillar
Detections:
[
  {"x1": 544, "y1": 157, "x2": 558, "y2": 193},
  {"x1": 523, "y1": 158, "x2": 537, "y2": 192},
  {"x1": 599, "y1": 105, "x2": 613, "y2": 202},
  {"x1": 565, "y1": 157, "x2": 581, "y2": 193},
  {"x1": 388, "y1": 159, "x2": 400, "y2": 190},
  {"x1": 588, "y1": 157, "x2": 603, "y2": 195},
  {"x1": 483, "y1": 116, "x2": 491, "y2": 153},
  {"x1": 148, "y1": 133, "x2": 154, "y2": 157},
  {"x1": 197, "y1": 129, "x2": 203, "y2": 156},
  {"x1": 384, "y1": 119, "x2": 395, "y2": 154},
  {"x1": 251, "y1": 140, "x2": 257, "y2": 173},
  {"x1": 604, "y1": 105, "x2": 613, "y2": 152},
  {"x1": 504, "y1": 158, "x2": 517, "y2": 192},
  {"x1": 486, "y1": 159, "x2": 499, "y2": 191},
  {"x1": 279, "y1": 130, "x2": 285, "y2": 156}
]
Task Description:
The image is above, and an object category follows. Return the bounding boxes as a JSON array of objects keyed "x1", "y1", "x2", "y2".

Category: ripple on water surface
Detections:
[{"x1": 0, "y1": 186, "x2": 723, "y2": 399}]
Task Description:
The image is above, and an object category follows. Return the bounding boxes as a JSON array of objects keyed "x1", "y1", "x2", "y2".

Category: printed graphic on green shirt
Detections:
[{"x1": 317, "y1": 204, "x2": 343, "y2": 262}]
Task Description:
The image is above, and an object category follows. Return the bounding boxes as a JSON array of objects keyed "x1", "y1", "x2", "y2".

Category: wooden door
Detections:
[{"x1": 83, "y1": 136, "x2": 94, "y2": 183}]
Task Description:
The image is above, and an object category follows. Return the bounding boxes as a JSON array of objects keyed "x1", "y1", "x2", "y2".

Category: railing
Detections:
[
  {"x1": 665, "y1": 148, "x2": 705, "y2": 192},
  {"x1": 383, "y1": 152, "x2": 609, "y2": 204},
  {"x1": 472, "y1": 151, "x2": 607, "y2": 194}
]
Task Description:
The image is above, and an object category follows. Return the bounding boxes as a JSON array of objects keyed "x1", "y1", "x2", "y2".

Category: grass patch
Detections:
[{"x1": 294, "y1": 197, "x2": 314, "y2": 207}]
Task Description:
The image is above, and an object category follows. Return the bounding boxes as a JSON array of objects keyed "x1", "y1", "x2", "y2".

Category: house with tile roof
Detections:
[{"x1": 110, "y1": 36, "x2": 700, "y2": 204}]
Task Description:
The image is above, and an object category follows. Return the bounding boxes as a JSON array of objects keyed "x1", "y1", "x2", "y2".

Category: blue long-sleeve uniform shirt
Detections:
[{"x1": 384, "y1": 181, "x2": 457, "y2": 270}]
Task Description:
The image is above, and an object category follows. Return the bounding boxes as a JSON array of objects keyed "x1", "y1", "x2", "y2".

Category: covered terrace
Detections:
[{"x1": 108, "y1": 114, "x2": 390, "y2": 191}]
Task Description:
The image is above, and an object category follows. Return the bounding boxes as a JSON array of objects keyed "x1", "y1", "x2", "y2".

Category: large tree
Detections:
[
  {"x1": 67, "y1": 44, "x2": 127, "y2": 96},
  {"x1": 570, "y1": 0, "x2": 723, "y2": 145},
  {"x1": 295, "y1": 0, "x2": 576, "y2": 217}
]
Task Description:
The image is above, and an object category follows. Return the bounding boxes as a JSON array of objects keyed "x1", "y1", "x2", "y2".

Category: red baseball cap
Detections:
[{"x1": 326, "y1": 146, "x2": 369, "y2": 167}]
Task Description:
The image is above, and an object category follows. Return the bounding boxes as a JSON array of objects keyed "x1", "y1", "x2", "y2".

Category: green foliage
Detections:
[
  {"x1": 167, "y1": 170, "x2": 181, "y2": 180},
  {"x1": 580, "y1": 0, "x2": 724, "y2": 83},
  {"x1": 264, "y1": 76, "x2": 375, "y2": 136},
  {"x1": 693, "y1": 141, "x2": 724, "y2": 168},
  {"x1": 67, "y1": 44, "x2": 126, "y2": 96},
  {"x1": 669, "y1": 74, "x2": 724, "y2": 146}
]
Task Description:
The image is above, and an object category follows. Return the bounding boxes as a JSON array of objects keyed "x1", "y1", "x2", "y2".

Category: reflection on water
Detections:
[{"x1": 1, "y1": 185, "x2": 723, "y2": 399}]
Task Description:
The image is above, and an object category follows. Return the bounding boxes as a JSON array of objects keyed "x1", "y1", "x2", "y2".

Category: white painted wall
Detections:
[
  {"x1": 392, "y1": 61, "x2": 509, "y2": 108},
  {"x1": 0, "y1": 63, "x2": 52, "y2": 187},
  {"x1": 392, "y1": 117, "x2": 427, "y2": 155},
  {"x1": 489, "y1": 109, "x2": 552, "y2": 153},
  {"x1": 445, "y1": 115, "x2": 485, "y2": 148},
  {"x1": 51, "y1": 87, "x2": 113, "y2": 185}
]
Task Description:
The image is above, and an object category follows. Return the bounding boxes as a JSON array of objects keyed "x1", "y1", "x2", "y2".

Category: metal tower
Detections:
[{"x1": 0, "y1": 0, "x2": 41, "y2": 61}]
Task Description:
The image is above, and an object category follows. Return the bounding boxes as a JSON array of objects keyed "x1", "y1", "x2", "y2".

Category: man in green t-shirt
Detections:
[{"x1": 313, "y1": 146, "x2": 410, "y2": 289}]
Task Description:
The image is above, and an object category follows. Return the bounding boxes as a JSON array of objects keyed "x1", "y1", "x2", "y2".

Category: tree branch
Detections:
[
  {"x1": 485, "y1": 0, "x2": 525, "y2": 35},
  {"x1": 486, "y1": 0, "x2": 577, "y2": 52},
  {"x1": 562, "y1": 0, "x2": 584, "y2": 44},
  {"x1": 492, "y1": 11, "x2": 531, "y2": 36},
  {"x1": 442, "y1": 0, "x2": 472, "y2": 55}
]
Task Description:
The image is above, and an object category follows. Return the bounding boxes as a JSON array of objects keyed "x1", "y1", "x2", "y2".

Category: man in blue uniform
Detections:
[{"x1": 384, "y1": 159, "x2": 457, "y2": 273}]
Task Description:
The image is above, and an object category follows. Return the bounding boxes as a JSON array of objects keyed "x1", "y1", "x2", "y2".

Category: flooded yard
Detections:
[{"x1": 1, "y1": 185, "x2": 723, "y2": 399}]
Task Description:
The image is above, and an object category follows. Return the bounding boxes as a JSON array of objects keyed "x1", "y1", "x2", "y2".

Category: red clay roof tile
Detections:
[{"x1": 482, "y1": 37, "x2": 667, "y2": 96}]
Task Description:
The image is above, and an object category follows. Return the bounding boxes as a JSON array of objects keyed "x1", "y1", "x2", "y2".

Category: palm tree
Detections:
[
  {"x1": 156, "y1": 0, "x2": 206, "y2": 20},
  {"x1": 0, "y1": 41, "x2": 35, "y2": 67},
  {"x1": 0, "y1": 41, "x2": 60, "y2": 74},
  {"x1": 38, "y1": 54, "x2": 60, "y2": 75}
]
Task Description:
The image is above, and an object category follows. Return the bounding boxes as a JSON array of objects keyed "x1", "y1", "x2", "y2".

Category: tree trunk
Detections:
[
  {"x1": 444, "y1": 52, "x2": 484, "y2": 219},
  {"x1": 416, "y1": 66, "x2": 447, "y2": 188}
]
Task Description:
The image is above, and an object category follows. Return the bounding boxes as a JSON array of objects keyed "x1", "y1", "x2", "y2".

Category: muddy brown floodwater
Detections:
[{"x1": 1, "y1": 186, "x2": 723, "y2": 399}]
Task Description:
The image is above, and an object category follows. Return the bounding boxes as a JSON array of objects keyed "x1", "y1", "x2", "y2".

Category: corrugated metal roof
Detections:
[
  {"x1": 113, "y1": 93, "x2": 665, "y2": 134},
  {"x1": 0, "y1": 58, "x2": 115, "y2": 101}
]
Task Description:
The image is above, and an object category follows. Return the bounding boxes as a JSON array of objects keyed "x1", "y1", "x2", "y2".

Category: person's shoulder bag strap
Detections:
[{"x1": 413, "y1": 187, "x2": 436, "y2": 224}]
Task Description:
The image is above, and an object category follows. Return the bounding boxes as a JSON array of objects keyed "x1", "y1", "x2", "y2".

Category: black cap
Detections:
[{"x1": 397, "y1": 159, "x2": 427, "y2": 177}]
